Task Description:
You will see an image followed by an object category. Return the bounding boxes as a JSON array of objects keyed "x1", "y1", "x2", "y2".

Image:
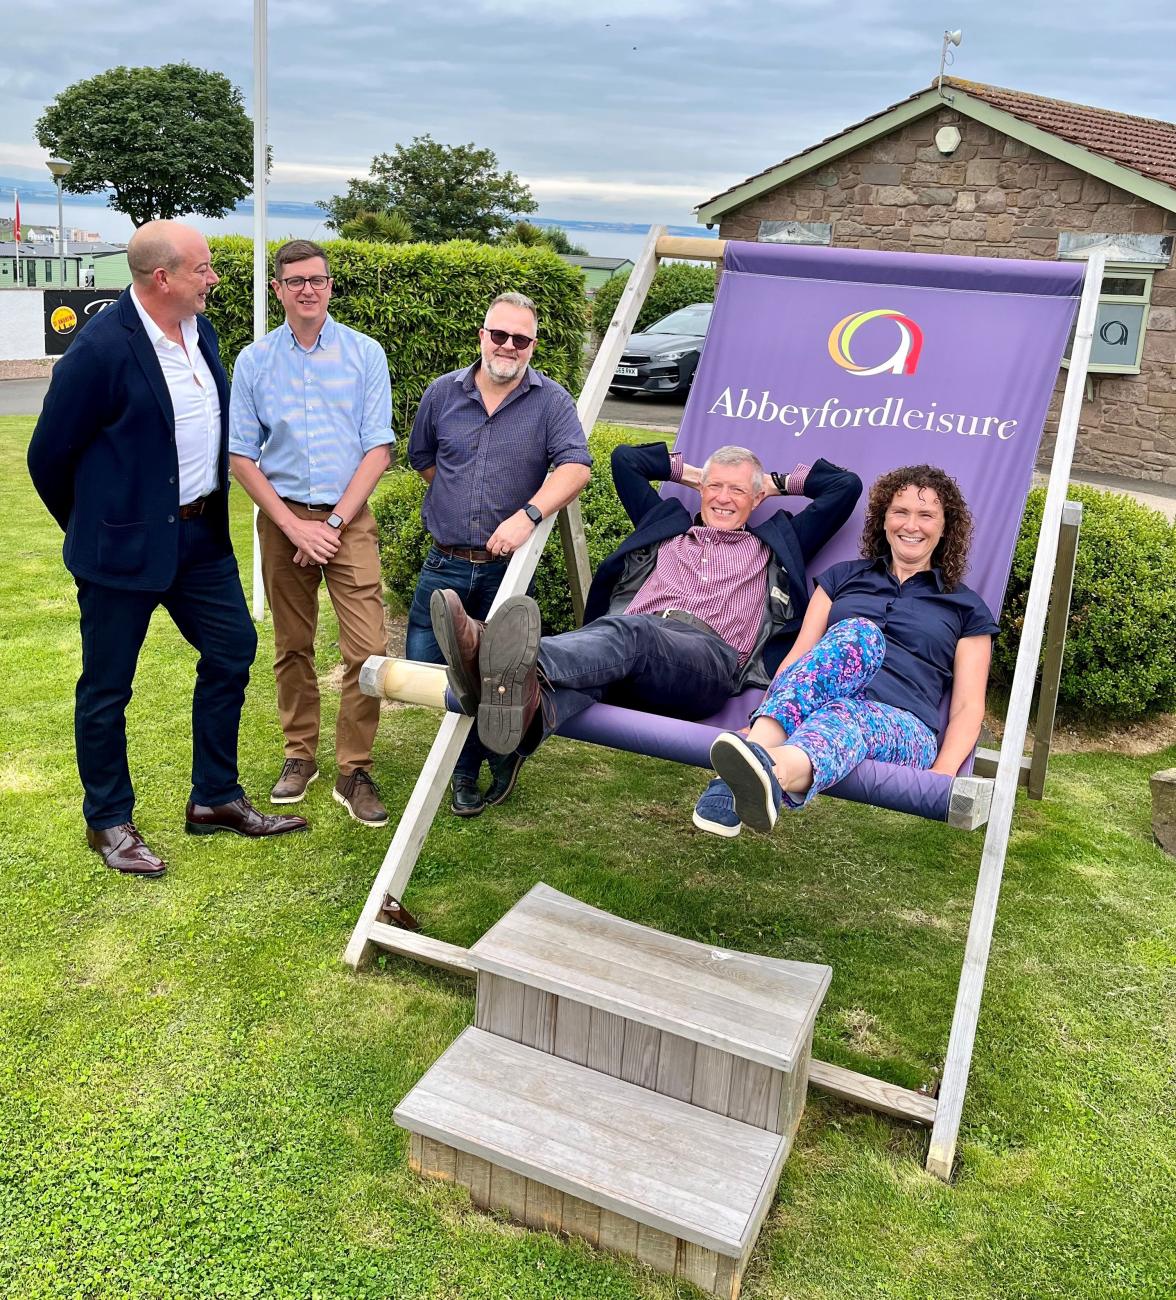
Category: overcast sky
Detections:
[{"x1": 4, "y1": 1, "x2": 1176, "y2": 227}]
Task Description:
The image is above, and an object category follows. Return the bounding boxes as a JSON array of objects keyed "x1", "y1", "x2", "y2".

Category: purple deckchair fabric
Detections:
[{"x1": 449, "y1": 244, "x2": 1084, "y2": 822}]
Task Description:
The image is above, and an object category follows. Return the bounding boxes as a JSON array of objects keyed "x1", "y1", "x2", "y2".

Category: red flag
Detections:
[{"x1": 13, "y1": 191, "x2": 19, "y2": 244}]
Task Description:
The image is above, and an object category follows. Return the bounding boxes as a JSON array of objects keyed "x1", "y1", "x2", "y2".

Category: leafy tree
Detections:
[
  {"x1": 339, "y1": 210, "x2": 414, "y2": 244},
  {"x1": 502, "y1": 220, "x2": 588, "y2": 256},
  {"x1": 35, "y1": 63, "x2": 255, "y2": 228},
  {"x1": 319, "y1": 134, "x2": 536, "y2": 243}
]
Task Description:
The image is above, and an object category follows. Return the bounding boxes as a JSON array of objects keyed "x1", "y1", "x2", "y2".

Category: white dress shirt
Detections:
[{"x1": 130, "y1": 287, "x2": 221, "y2": 506}]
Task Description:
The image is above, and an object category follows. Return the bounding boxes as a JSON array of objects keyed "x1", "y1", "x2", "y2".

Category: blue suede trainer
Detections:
[
  {"x1": 709, "y1": 732, "x2": 783, "y2": 833},
  {"x1": 692, "y1": 778, "x2": 742, "y2": 837}
]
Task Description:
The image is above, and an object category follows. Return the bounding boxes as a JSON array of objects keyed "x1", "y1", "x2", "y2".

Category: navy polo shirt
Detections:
[
  {"x1": 407, "y1": 362, "x2": 592, "y2": 547},
  {"x1": 816, "y1": 557, "x2": 999, "y2": 733}
]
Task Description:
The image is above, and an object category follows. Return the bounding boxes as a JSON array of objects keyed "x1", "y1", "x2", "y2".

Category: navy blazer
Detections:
[
  {"x1": 28, "y1": 289, "x2": 232, "y2": 591},
  {"x1": 585, "y1": 442, "x2": 862, "y2": 679}
]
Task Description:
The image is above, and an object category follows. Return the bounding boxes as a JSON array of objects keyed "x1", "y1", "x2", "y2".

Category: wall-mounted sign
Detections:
[{"x1": 43, "y1": 290, "x2": 119, "y2": 355}]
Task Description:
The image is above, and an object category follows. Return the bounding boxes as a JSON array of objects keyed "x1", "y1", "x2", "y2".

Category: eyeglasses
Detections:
[
  {"x1": 484, "y1": 327, "x2": 535, "y2": 349},
  {"x1": 280, "y1": 275, "x2": 331, "y2": 290}
]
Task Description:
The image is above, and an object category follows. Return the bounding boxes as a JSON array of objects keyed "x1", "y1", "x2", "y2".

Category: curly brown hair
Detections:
[{"x1": 859, "y1": 464, "x2": 974, "y2": 590}]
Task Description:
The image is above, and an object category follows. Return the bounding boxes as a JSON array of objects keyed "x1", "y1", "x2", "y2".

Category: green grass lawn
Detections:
[{"x1": 1, "y1": 413, "x2": 1173, "y2": 1299}]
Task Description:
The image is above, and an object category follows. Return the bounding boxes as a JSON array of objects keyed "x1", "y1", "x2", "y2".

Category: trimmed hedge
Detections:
[
  {"x1": 371, "y1": 424, "x2": 668, "y2": 630},
  {"x1": 590, "y1": 262, "x2": 717, "y2": 341},
  {"x1": 204, "y1": 236, "x2": 587, "y2": 438},
  {"x1": 993, "y1": 485, "x2": 1176, "y2": 719}
]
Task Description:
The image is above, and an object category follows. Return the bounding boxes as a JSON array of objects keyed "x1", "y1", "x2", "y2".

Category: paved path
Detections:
[{"x1": 4, "y1": 377, "x2": 1172, "y2": 520}]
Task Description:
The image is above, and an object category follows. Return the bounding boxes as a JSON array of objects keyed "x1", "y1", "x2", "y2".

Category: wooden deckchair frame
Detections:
[{"x1": 345, "y1": 228, "x2": 1104, "y2": 1181}]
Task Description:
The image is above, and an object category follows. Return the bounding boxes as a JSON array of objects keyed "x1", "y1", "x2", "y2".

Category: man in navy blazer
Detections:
[
  {"x1": 429, "y1": 439, "x2": 861, "y2": 799},
  {"x1": 28, "y1": 220, "x2": 307, "y2": 878}
]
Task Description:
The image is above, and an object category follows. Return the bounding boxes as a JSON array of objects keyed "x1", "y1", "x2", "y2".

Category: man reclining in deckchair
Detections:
[{"x1": 428, "y1": 441, "x2": 861, "y2": 803}]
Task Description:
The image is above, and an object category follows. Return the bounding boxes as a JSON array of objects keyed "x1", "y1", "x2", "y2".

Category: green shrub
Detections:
[
  {"x1": 993, "y1": 485, "x2": 1176, "y2": 719},
  {"x1": 371, "y1": 424, "x2": 671, "y2": 630},
  {"x1": 204, "y1": 236, "x2": 587, "y2": 438},
  {"x1": 590, "y1": 262, "x2": 717, "y2": 341}
]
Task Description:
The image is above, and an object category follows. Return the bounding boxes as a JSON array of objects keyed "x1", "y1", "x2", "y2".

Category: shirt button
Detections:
[
  {"x1": 169, "y1": 475, "x2": 176, "y2": 484},
  {"x1": 168, "y1": 515, "x2": 176, "y2": 524}
]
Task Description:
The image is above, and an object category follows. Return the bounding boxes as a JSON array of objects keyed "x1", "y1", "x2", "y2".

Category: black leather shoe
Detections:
[
  {"x1": 185, "y1": 794, "x2": 308, "y2": 837},
  {"x1": 450, "y1": 777, "x2": 485, "y2": 817},
  {"x1": 485, "y1": 751, "x2": 525, "y2": 807}
]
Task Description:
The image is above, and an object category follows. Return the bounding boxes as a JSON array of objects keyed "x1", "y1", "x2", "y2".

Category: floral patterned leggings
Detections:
[{"x1": 752, "y1": 617, "x2": 938, "y2": 807}]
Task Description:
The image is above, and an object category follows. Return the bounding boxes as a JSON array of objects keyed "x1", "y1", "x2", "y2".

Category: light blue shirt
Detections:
[{"x1": 229, "y1": 314, "x2": 394, "y2": 504}]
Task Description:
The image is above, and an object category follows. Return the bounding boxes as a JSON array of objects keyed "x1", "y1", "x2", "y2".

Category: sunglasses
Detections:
[{"x1": 484, "y1": 327, "x2": 535, "y2": 349}]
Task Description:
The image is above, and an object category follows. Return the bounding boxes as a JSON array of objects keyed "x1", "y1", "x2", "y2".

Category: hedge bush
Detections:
[
  {"x1": 204, "y1": 236, "x2": 587, "y2": 438},
  {"x1": 590, "y1": 261, "x2": 717, "y2": 341},
  {"x1": 993, "y1": 485, "x2": 1176, "y2": 719},
  {"x1": 371, "y1": 424, "x2": 669, "y2": 629}
]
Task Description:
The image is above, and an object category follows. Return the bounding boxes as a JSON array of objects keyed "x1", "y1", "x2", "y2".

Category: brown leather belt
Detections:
[
  {"x1": 178, "y1": 493, "x2": 217, "y2": 520},
  {"x1": 435, "y1": 542, "x2": 498, "y2": 564},
  {"x1": 656, "y1": 608, "x2": 719, "y2": 638}
]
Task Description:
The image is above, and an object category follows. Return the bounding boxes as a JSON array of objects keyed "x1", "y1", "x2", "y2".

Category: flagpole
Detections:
[{"x1": 250, "y1": 0, "x2": 268, "y2": 622}]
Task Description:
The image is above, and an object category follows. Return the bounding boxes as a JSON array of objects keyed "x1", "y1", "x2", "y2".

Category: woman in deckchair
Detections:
[{"x1": 693, "y1": 464, "x2": 998, "y2": 837}]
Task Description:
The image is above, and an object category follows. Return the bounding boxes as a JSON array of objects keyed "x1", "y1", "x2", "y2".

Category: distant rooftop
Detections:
[{"x1": 558, "y1": 254, "x2": 634, "y2": 271}]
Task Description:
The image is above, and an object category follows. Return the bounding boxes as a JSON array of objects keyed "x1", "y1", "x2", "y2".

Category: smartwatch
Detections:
[
  {"x1": 523, "y1": 503, "x2": 543, "y2": 525},
  {"x1": 326, "y1": 513, "x2": 344, "y2": 530}
]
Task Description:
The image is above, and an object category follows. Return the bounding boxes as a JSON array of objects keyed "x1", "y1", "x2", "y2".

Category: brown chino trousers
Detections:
[{"x1": 257, "y1": 501, "x2": 387, "y2": 775}]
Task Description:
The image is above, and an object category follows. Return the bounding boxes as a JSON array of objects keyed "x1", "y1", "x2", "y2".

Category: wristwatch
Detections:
[
  {"x1": 770, "y1": 471, "x2": 788, "y2": 495},
  {"x1": 326, "y1": 513, "x2": 344, "y2": 530},
  {"x1": 523, "y1": 503, "x2": 543, "y2": 525}
]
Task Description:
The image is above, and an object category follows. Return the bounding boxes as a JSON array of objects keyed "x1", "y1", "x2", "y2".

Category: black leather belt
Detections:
[
  {"x1": 284, "y1": 498, "x2": 336, "y2": 512},
  {"x1": 178, "y1": 493, "x2": 217, "y2": 520},
  {"x1": 435, "y1": 542, "x2": 497, "y2": 564},
  {"x1": 655, "y1": 608, "x2": 719, "y2": 637}
]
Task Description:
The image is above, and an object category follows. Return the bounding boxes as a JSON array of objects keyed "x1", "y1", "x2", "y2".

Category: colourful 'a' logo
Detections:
[{"x1": 828, "y1": 309, "x2": 924, "y2": 376}]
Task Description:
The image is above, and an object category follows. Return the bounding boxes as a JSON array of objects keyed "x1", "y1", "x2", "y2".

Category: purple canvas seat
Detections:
[{"x1": 451, "y1": 243, "x2": 1084, "y2": 825}]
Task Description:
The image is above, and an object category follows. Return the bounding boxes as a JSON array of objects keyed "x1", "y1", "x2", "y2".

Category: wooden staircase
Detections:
[{"x1": 394, "y1": 885, "x2": 831, "y2": 1297}]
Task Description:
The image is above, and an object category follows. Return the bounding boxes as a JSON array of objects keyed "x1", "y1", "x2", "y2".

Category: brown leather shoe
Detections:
[
  {"x1": 86, "y1": 823, "x2": 167, "y2": 878},
  {"x1": 477, "y1": 595, "x2": 542, "y2": 755},
  {"x1": 333, "y1": 769, "x2": 388, "y2": 826},
  {"x1": 184, "y1": 794, "x2": 308, "y2": 837},
  {"x1": 430, "y1": 588, "x2": 483, "y2": 716},
  {"x1": 270, "y1": 758, "x2": 319, "y2": 804}
]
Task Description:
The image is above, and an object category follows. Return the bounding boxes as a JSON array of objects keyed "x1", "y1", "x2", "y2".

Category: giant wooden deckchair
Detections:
[{"x1": 346, "y1": 231, "x2": 1103, "y2": 1180}]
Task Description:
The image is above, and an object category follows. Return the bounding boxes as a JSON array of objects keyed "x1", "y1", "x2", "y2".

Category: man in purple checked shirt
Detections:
[
  {"x1": 430, "y1": 440, "x2": 861, "y2": 803},
  {"x1": 405, "y1": 292, "x2": 592, "y2": 817}
]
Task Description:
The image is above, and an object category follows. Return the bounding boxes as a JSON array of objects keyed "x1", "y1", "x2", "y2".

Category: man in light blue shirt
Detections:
[{"x1": 230, "y1": 239, "x2": 394, "y2": 826}]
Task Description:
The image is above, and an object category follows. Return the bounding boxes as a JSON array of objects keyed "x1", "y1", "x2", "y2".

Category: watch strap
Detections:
[{"x1": 523, "y1": 503, "x2": 543, "y2": 525}]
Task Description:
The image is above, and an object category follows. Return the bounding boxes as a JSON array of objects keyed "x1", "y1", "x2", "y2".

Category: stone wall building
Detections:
[{"x1": 696, "y1": 79, "x2": 1176, "y2": 485}]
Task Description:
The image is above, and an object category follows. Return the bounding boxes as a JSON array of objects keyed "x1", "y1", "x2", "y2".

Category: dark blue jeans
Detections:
[
  {"x1": 405, "y1": 546, "x2": 511, "y2": 782},
  {"x1": 525, "y1": 615, "x2": 740, "y2": 751},
  {"x1": 75, "y1": 513, "x2": 258, "y2": 830}
]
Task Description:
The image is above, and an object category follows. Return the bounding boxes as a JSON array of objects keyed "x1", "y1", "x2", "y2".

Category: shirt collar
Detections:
[
  {"x1": 689, "y1": 513, "x2": 757, "y2": 540},
  {"x1": 129, "y1": 285, "x2": 198, "y2": 352},
  {"x1": 870, "y1": 553, "x2": 946, "y2": 590},
  {"x1": 284, "y1": 312, "x2": 335, "y2": 353}
]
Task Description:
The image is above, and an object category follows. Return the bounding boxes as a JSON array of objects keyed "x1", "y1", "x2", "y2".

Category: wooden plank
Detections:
[
  {"x1": 409, "y1": 1131, "x2": 422, "y2": 1172},
  {"x1": 971, "y1": 748, "x2": 1029, "y2": 785},
  {"x1": 655, "y1": 235, "x2": 726, "y2": 262},
  {"x1": 367, "y1": 922, "x2": 477, "y2": 976},
  {"x1": 655, "y1": 1033, "x2": 697, "y2": 1103},
  {"x1": 727, "y1": 1057, "x2": 776, "y2": 1130},
  {"x1": 394, "y1": 1028, "x2": 783, "y2": 1254},
  {"x1": 520, "y1": 985, "x2": 557, "y2": 1053},
  {"x1": 552, "y1": 996, "x2": 591, "y2": 1066},
  {"x1": 561, "y1": 1192, "x2": 601, "y2": 1246},
  {"x1": 598, "y1": 1208, "x2": 639, "y2": 1257},
  {"x1": 556, "y1": 501, "x2": 592, "y2": 629},
  {"x1": 419, "y1": 1135, "x2": 457, "y2": 1182},
  {"x1": 587, "y1": 1007, "x2": 626, "y2": 1078},
  {"x1": 677, "y1": 1239, "x2": 721, "y2": 1293},
  {"x1": 620, "y1": 1020, "x2": 661, "y2": 1090},
  {"x1": 487, "y1": 1164, "x2": 528, "y2": 1221},
  {"x1": 483, "y1": 973, "x2": 525, "y2": 1042},
  {"x1": 469, "y1": 885, "x2": 830, "y2": 1071},
  {"x1": 691, "y1": 1044, "x2": 733, "y2": 1115},
  {"x1": 636, "y1": 1223, "x2": 678, "y2": 1274},
  {"x1": 714, "y1": 1254, "x2": 741, "y2": 1300},
  {"x1": 778, "y1": 1030, "x2": 812, "y2": 1145},
  {"x1": 927, "y1": 258, "x2": 1106, "y2": 1182},
  {"x1": 808, "y1": 1057, "x2": 936, "y2": 1126},
  {"x1": 1029, "y1": 500, "x2": 1082, "y2": 801},
  {"x1": 455, "y1": 1149, "x2": 492, "y2": 1208},
  {"x1": 523, "y1": 1178, "x2": 565, "y2": 1234}
]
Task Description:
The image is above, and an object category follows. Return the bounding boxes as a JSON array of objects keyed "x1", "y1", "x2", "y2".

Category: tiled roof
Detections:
[
  {"x1": 949, "y1": 78, "x2": 1176, "y2": 189},
  {"x1": 699, "y1": 79, "x2": 1176, "y2": 211}
]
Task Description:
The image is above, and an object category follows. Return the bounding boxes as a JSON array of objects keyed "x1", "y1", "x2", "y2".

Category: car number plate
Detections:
[{"x1": 614, "y1": 365, "x2": 638, "y2": 377}]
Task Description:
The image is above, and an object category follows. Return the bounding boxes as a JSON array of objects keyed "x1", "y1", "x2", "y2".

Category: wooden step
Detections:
[
  {"x1": 468, "y1": 883, "x2": 830, "y2": 1073},
  {"x1": 395, "y1": 1027, "x2": 786, "y2": 1296}
]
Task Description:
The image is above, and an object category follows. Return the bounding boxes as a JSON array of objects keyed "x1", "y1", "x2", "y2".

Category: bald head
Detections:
[{"x1": 127, "y1": 220, "x2": 219, "y2": 330}]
